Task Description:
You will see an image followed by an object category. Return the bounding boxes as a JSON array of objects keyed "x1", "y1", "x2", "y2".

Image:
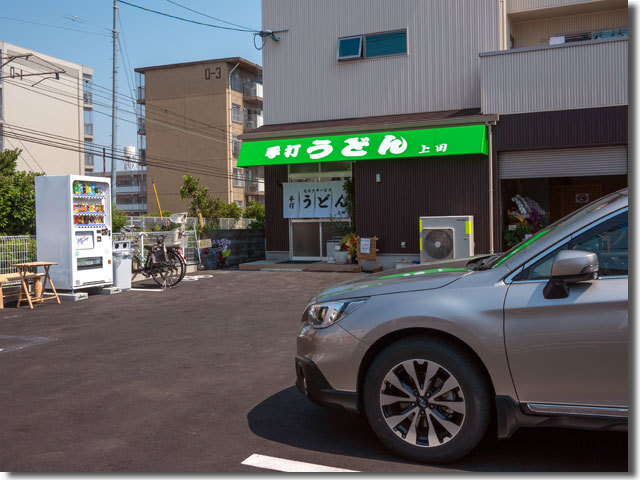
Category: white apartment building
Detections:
[{"x1": 0, "y1": 41, "x2": 94, "y2": 175}]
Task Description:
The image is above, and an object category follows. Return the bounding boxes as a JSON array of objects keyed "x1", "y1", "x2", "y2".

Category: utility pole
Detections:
[{"x1": 111, "y1": 0, "x2": 118, "y2": 208}]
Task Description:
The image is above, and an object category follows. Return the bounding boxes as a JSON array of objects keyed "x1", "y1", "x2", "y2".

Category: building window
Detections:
[
  {"x1": 231, "y1": 103, "x2": 243, "y2": 123},
  {"x1": 337, "y1": 36, "x2": 363, "y2": 60},
  {"x1": 233, "y1": 168, "x2": 244, "y2": 188},
  {"x1": 232, "y1": 136, "x2": 242, "y2": 158},
  {"x1": 231, "y1": 72, "x2": 243, "y2": 92},
  {"x1": 338, "y1": 29, "x2": 407, "y2": 61}
]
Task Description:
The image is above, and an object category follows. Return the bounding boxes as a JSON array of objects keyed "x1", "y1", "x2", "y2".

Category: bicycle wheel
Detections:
[
  {"x1": 172, "y1": 248, "x2": 187, "y2": 282},
  {"x1": 160, "y1": 250, "x2": 184, "y2": 287}
]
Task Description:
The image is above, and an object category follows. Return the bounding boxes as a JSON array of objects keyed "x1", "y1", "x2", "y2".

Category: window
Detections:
[
  {"x1": 515, "y1": 210, "x2": 628, "y2": 281},
  {"x1": 231, "y1": 103, "x2": 243, "y2": 123},
  {"x1": 231, "y1": 72, "x2": 243, "y2": 92},
  {"x1": 337, "y1": 36, "x2": 363, "y2": 60},
  {"x1": 288, "y1": 161, "x2": 352, "y2": 180},
  {"x1": 338, "y1": 29, "x2": 407, "y2": 61},
  {"x1": 233, "y1": 168, "x2": 244, "y2": 188},
  {"x1": 364, "y1": 30, "x2": 407, "y2": 58},
  {"x1": 232, "y1": 136, "x2": 242, "y2": 158}
]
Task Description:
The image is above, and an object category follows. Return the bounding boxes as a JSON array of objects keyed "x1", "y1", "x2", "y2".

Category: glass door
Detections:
[{"x1": 291, "y1": 220, "x2": 321, "y2": 260}]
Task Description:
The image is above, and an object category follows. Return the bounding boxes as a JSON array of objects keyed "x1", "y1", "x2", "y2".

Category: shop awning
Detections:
[{"x1": 237, "y1": 124, "x2": 488, "y2": 167}]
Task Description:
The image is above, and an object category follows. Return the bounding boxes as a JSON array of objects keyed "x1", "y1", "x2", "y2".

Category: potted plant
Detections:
[
  {"x1": 212, "y1": 238, "x2": 231, "y2": 268},
  {"x1": 339, "y1": 233, "x2": 358, "y2": 263}
]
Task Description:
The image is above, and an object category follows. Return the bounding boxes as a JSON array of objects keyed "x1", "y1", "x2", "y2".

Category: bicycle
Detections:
[{"x1": 124, "y1": 213, "x2": 188, "y2": 288}]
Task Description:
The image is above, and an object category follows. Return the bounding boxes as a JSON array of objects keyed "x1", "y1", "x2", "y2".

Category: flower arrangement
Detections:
[
  {"x1": 503, "y1": 195, "x2": 548, "y2": 248},
  {"x1": 212, "y1": 238, "x2": 231, "y2": 254},
  {"x1": 340, "y1": 233, "x2": 357, "y2": 262}
]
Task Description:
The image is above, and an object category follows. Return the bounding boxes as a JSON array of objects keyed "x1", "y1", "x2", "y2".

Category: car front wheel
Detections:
[{"x1": 363, "y1": 337, "x2": 491, "y2": 463}]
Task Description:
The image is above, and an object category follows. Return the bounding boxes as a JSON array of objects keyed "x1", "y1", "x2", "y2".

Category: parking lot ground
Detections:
[{"x1": 0, "y1": 270, "x2": 628, "y2": 472}]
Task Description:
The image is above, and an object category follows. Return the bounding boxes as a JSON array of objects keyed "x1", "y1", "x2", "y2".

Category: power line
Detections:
[
  {"x1": 2, "y1": 124, "x2": 46, "y2": 173},
  {"x1": 116, "y1": 0, "x2": 258, "y2": 33},
  {"x1": 3, "y1": 123, "x2": 248, "y2": 180},
  {"x1": 3, "y1": 78, "x2": 231, "y2": 147},
  {"x1": 164, "y1": 0, "x2": 258, "y2": 32},
  {"x1": 0, "y1": 16, "x2": 111, "y2": 37}
]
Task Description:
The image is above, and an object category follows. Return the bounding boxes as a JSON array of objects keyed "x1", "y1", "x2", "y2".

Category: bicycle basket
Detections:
[
  {"x1": 164, "y1": 227, "x2": 183, "y2": 247},
  {"x1": 151, "y1": 246, "x2": 168, "y2": 264}
]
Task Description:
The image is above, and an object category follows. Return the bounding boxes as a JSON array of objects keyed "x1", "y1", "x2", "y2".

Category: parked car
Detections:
[{"x1": 295, "y1": 189, "x2": 628, "y2": 463}]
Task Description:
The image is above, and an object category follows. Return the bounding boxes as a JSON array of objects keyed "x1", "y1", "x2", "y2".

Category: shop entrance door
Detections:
[{"x1": 290, "y1": 219, "x2": 333, "y2": 261}]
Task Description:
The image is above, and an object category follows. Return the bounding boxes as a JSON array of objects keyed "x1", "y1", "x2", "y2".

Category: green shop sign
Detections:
[{"x1": 237, "y1": 124, "x2": 488, "y2": 167}]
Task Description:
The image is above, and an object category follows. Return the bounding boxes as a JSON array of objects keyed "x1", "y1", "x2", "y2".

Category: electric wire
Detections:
[
  {"x1": 164, "y1": 0, "x2": 258, "y2": 32},
  {"x1": 3, "y1": 123, "x2": 249, "y2": 181},
  {"x1": 116, "y1": 0, "x2": 258, "y2": 33},
  {"x1": 0, "y1": 16, "x2": 112, "y2": 37}
]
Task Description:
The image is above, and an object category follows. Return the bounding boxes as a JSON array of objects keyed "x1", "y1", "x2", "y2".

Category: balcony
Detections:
[
  {"x1": 245, "y1": 113, "x2": 264, "y2": 130},
  {"x1": 83, "y1": 91, "x2": 93, "y2": 107},
  {"x1": 137, "y1": 85, "x2": 145, "y2": 104},
  {"x1": 245, "y1": 177, "x2": 265, "y2": 193},
  {"x1": 137, "y1": 117, "x2": 146, "y2": 135},
  {"x1": 84, "y1": 123, "x2": 94, "y2": 138},
  {"x1": 479, "y1": 38, "x2": 627, "y2": 115},
  {"x1": 244, "y1": 82, "x2": 263, "y2": 102},
  {"x1": 507, "y1": 0, "x2": 627, "y2": 21}
]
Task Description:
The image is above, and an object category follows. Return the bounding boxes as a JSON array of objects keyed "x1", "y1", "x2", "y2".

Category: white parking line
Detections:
[{"x1": 241, "y1": 454, "x2": 358, "y2": 473}]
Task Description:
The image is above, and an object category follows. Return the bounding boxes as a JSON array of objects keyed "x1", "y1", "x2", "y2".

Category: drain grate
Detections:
[{"x1": 0, "y1": 335, "x2": 54, "y2": 353}]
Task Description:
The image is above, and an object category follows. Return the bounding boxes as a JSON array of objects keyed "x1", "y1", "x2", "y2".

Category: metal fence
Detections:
[
  {"x1": 114, "y1": 229, "x2": 201, "y2": 266},
  {"x1": 0, "y1": 236, "x2": 37, "y2": 285},
  {"x1": 124, "y1": 216, "x2": 255, "y2": 231}
]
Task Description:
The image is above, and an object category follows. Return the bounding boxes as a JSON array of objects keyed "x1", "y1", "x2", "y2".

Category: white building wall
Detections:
[
  {"x1": 0, "y1": 42, "x2": 91, "y2": 175},
  {"x1": 261, "y1": 0, "x2": 500, "y2": 125}
]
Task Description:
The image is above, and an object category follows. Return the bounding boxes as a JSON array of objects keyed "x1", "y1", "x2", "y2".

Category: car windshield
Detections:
[{"x1": 486, "y1": 190, "x2": 627, "y2": 269}]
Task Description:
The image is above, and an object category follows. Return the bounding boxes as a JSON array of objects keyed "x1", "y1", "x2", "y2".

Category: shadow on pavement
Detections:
[{"x1": 247, "y1": 386, "x2": 628, "y2": 472}]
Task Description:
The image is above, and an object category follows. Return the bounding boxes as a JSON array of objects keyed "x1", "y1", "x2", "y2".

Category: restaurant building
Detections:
[{"x1": 239, "y1": 0, "x2": 628, "y2": 268}]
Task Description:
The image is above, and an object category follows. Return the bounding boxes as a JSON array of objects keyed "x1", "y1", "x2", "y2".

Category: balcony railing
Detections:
[
  {"x1": 84, "y1": 123, "x2": 93, "y2": 136},
  {"x1": 137, "y1": 118, "x2": 146, "y2": 135},
  {"x1": 84, "y1": 153, "x2": 94, "y2": 167},
  {"x1": 479, "y1": 38, "x2": 627, "y2": 115},
  {"x1": 245, "y1": 177, "x2": 265, "y2": 193},
  {"x1": 83, "y1": 91, "x2": 92, "y2": 105},
  {"x1": 244, "y1": 82, "x2": 263, "y2": 101},
  {"x1": 137, "y1": 86, "x2": 145, "y2": 103},
  {"x1": 245, "y1": 114, "x2": 264, "y2": 130}
]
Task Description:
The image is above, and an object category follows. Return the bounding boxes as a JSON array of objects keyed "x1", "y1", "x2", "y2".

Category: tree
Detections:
[
  {"x1": 243, "y1": 201, "x2": 265, "y2": 229},
  {"x1": 179, "y1": 174, "x2": 210, "y2": 218},
  {"x1": 0, "y1": 148, "x2": 20, "y2": 177},
  {"x1": 0, "y1": 149, "x2": 41, "y2": 235}
]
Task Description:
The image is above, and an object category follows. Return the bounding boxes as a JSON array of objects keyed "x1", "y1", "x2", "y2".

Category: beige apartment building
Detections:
[
  {"x1": 0, "y1": 41, "x2": 94, "y2": 175},
  {"x1": 134, "y1": 57, "x2": 264, "y2": 214}
]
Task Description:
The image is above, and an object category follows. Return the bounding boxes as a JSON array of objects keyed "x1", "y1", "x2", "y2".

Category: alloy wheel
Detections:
[{"x1": 379, "y1": 359, "x2": 466, "y2": 448}]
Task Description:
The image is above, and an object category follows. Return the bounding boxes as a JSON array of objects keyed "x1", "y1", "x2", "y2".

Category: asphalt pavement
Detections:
[{"x1": 0, "y1": 270, "x2": 628, "y2": 472}]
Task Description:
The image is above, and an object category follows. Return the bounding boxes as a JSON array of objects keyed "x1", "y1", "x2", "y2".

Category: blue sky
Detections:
[{"x1": 1, "y1": 0, "x2": 262, "y2": 170}]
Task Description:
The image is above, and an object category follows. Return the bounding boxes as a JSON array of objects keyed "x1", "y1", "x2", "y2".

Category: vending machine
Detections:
[{"x1": 35, "y1": 175, "x2": 113, "y2": 291}]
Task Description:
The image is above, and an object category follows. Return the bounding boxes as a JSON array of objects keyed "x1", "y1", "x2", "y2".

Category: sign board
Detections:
[
  {"x1": 197, "y1": 239, "x2": 212, "y2": 249},
  {"x1": 283, "y1": 181, "x2": 348, "y2": 219},
  {"x1": 238, "y1": 125, "x2": 488, "y2": 167},
  {"x1": 360, "y1": 238, "x2": 371, "y2": 254}
]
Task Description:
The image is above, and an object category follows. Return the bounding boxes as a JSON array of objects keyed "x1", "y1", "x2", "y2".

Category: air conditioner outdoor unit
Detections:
[{"x1": 419, "y1": 215, "x2": 474, "y2": 263}]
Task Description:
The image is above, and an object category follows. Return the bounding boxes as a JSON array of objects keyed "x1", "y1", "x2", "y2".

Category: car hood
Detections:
[{"x1": 313, "y1": 257, "x2": 478, "y2": 303}]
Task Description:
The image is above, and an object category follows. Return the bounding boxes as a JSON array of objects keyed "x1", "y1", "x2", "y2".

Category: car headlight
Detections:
[{"x1": 305, "y1": 298, "x2": 367, "y2": 329}]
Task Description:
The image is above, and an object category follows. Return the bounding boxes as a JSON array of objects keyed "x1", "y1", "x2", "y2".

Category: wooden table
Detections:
[{"x1": 11, "y1": 262, "x2": 61, "y2": 309}]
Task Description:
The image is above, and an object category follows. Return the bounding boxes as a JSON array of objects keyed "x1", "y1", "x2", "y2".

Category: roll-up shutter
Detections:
[{"x1": 499, "y1": 146, "x2": 627, "y2": 179}]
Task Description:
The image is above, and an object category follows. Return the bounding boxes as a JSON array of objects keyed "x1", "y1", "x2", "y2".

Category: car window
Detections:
[
  {"x1": 489, "y1": 190, "x2": 627, "y2": 269},
  {"x1": 515, "y1": 210, "x2": 628, "y2": 281}
]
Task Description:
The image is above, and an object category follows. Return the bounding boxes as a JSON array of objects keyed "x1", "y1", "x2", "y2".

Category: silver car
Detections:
[{"x1": 295, "y1": 189, "x2": 627, "y2": 463}]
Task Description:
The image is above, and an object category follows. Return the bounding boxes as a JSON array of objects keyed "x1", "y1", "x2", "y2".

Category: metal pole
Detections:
[
  {"x1": 102, "y1": 147, "x2": 106, "y2": 177},
  {"x1": 488, "y1": 124, "x2": 495, "y2": 254},
  {"x1": 111, "y1": 0, "x2": 118, "y2": 208}
]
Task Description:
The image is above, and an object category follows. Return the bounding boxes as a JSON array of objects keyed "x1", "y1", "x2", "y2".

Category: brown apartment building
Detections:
[{"x1": 134, "y1": 57, "x2": 264, "y2": 213}]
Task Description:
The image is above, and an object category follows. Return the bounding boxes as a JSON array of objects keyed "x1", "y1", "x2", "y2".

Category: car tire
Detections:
[{"x1": 363, "y1": 336, "x2": 491, "y2": 463}]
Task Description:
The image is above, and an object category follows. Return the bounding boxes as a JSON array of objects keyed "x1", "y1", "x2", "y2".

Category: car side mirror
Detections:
[{"x1": 543, "y1": 250, "x2": 599, "y2": 299}]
